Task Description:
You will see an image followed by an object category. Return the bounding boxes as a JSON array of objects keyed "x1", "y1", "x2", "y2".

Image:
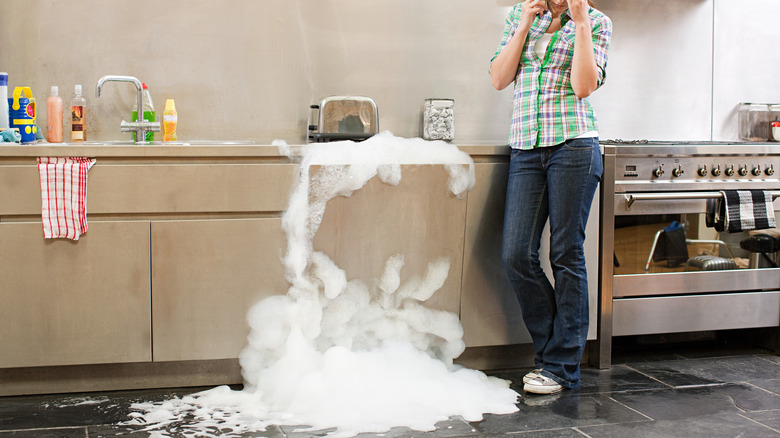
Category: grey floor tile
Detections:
[
  {"x1": 490, "y1": 364, "x2": 667, "y2": 396},
  {"x1": 511, "y1": 428, "x2": 588, "y2": 437},
  {"x1": 578, "y1": 411, "x2": 780, "y2": 437},
  {"x1": 577, "y1": 365, "x2": 669, "y2": 394},
  {"x1": 628, "y1": 354, "x2": 780, "y2": 387},
  {"x1": 89, "y1": 423, "x2": 286, "y2": 437},
  {"x1": 609, "y1": 384, "x2": 780, "y2": 421},
  {"x1": 0, "y1": 427, "x2": 88, "y2": 438},
  {"x1": 470, "y1": 392, "x2": 649, "y2": 435},
  {"x1": 743, "y1": 410, "x2": 780, "y2": 433},
  {"x1": 751, "y1": 379, "x2": 780, "y2": 396},
  {"x1": 280, "y1": 418, "x2": 479, "y2": 438}
]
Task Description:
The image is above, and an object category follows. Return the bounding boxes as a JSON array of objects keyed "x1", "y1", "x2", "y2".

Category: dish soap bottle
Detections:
[
  {"x1": 132, "y1": 83, "x2": 155, "y2": 142},
  {"x1": 46, "y1": 86, "x2": 63, "y2": 143},
  {"x1": 70, "y1": 84, "x2": 86, "y2": 142},
  {"x1": 163, "y1": 99, "x2": 177, "y2": 142}
]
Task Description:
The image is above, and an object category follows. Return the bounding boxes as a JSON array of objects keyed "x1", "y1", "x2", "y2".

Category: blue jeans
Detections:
[{"x1": 501, "y1": 137, "x2": 602, "y2": 388}]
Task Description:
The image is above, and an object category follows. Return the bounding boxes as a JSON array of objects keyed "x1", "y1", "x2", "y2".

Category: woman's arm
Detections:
[
  {"x1": 568, "y1": 0, "x2": 599, "y2": 98},
  {"x1": 490, "y1": 0, "x2": 547, "y2": 91}
]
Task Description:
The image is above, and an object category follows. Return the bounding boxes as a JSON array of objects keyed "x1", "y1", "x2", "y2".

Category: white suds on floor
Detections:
[{"x1": 126, "y1": 132, "x2": 519, "y2": 438}]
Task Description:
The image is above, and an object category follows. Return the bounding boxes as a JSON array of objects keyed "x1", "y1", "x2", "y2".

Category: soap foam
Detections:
[{"x1": 126, "y1": 132, "x2": 518, "y2": 437}]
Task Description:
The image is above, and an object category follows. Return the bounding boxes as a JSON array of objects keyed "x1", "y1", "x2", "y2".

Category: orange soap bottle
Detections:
[
  {"x1": 46, "y1": 86, "x2": 63, "y2": 143},
  {"x1": 163, "y1": 99, "x2": 177, "y2": 142}
]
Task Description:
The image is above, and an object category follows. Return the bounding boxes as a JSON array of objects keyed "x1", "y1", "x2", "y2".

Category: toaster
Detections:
[{"x1": 308, "y1": 96, "x2": 379, "y2": 143}]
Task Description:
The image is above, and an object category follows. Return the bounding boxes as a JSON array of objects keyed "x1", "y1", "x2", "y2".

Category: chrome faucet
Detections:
[{"x1": 95, "y1": 75, "x2": 160, "y2": 144}]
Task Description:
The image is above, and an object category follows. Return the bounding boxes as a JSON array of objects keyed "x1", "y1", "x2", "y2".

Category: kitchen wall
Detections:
[{"x1": 0, "y1": 0, "x2": 778, "y2": 144}]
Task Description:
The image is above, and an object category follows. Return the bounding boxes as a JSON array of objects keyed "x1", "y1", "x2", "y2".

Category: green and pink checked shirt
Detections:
[{"x1": 491, "y1": 5, "x2": 612, "y2": 150}]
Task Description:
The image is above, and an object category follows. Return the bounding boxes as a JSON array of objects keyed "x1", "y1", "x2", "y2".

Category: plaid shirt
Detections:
[{"x1": 492, "y1": 5, "x2": 612, "y2": 150}]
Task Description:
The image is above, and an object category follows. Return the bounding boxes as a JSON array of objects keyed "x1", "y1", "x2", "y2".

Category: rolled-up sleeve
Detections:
[
  {"x1": 490, "y1": 6, "x2": 522, "y2": 73},
  {"x1": 591, "y1": 13, "x2": 612, "y2": 88}
]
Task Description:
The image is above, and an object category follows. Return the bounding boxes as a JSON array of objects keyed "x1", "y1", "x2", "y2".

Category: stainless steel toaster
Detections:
[{"x1": 308, "y1": 96, "x2": 379, "y2": 143}]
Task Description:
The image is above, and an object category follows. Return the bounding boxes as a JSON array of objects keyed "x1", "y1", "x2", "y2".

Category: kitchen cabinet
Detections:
[
  {"x1": 1, "y1": 143, "x2": 574, "y2": 395},
  {"x1": 0, "y1": 221, "x2": 151, "y2": 368},
  {"x1": 150, "y1": 218, "x2": 288, "y2": 361},
  {"x1": 0, "y1": 150, "x2": 298, "y2": 373}
]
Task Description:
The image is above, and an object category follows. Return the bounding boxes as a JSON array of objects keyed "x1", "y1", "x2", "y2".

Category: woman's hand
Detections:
[
  {"x1": 518, "y1": 0, "x2": 547, "y2": 32},
  {"x1": 491, "y1": 1, "x2": 546, "y2": 91},
  {"x1": 567, "y1": 0, "x2": 591, "y2": 26}
]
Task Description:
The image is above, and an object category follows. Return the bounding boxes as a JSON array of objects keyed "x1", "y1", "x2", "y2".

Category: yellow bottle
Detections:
[{"x1": 163, "y1": 99, "x2": 177, "y2": 142}]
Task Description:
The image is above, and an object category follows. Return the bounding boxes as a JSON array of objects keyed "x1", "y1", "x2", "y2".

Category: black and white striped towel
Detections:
[{"x1": 714, "y1": 190, "x2": 776, "y2": 233}]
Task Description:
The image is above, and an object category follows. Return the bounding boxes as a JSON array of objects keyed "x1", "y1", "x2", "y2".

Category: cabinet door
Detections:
[
  {"x1": 0, "y1": 221, "x2": 151, "y2": 368},
  {"x1": 313, "y1": 165, "x2": 467, "y2": 314},
  {"x1": 460, "y1": 162, "x2": 529, "y2": 347},
  {"x1": 151, "y1": 219, "x2": 287, "y2": 361}
]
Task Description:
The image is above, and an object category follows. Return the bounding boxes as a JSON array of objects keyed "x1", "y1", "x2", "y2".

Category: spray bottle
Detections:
[{"x1": 132, "y1": 83, "x2": 155, "y2": 142}]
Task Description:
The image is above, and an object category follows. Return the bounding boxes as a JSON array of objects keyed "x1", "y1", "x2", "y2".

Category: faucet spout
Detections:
[
  {"x1": 95, "y1": 75, "x2": 159, "y2": 144},
  {"x1": 96, "y1": 75, "x2": 142, "y2": 98}
]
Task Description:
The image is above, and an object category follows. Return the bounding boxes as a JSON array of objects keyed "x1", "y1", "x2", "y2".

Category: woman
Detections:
[{"x1": 489, "y1": 0, "x2": 611, "y2": 395}]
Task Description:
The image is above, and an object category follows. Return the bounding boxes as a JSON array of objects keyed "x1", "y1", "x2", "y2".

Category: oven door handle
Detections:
[{"x1": 625, "y1": 191, "x2": 780, "y2": 208}]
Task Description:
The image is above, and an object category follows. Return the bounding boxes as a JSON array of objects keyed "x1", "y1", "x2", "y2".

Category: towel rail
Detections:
[{"x1": 625, "y1": 191, "x2": 780, "y2": 208}]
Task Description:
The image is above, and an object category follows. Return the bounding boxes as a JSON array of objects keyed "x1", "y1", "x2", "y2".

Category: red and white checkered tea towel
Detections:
[{"x1": 36, "y1": 157, "x2": 97, "y2": 240}]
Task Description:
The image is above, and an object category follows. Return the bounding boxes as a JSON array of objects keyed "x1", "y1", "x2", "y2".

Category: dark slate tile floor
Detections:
[{"x1": 1, "y1": 336, "x2": 779, "y2": 437}]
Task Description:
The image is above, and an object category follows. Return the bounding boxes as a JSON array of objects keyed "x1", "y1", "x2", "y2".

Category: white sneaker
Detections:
[
  {"x1": 522, "y1": 368, "x2": 543, "y2": 384},
  {"x1": 523, "y1": 374, "x2": 563, "y2": 394}
]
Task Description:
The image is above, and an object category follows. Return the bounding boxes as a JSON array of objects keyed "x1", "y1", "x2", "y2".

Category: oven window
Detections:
[{"x1": 613, "y1": 212, "x2": 780, "y2": 275}]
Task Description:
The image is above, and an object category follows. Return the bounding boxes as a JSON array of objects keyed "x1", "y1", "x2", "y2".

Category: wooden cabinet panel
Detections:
[
  {"x1": 151, "y1": 219, "x2": 288, "y2": 361},
  {"x1": 0, "y1": 221, "x2": 151, "y2": 367},
  {"x1": 0, "y1": 162, "x2": 298, "y2": 216},
  {"x1": 460, "y1": 163, "x2": 530, "y2": 347},
  {"x1": 89, "y1": 163, "x2": 297, "y2": 214},
  {"x1": 313, "y1": 165, "x2": 467, "y2": 314}
]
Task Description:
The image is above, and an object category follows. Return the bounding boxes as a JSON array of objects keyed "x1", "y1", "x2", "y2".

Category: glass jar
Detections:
[
  {"x1": 738, "y1": 103, "x2": 770, "y2": 142},
  {"x1": 423, "y1": 98, "x2": 454, "y2": 141}
]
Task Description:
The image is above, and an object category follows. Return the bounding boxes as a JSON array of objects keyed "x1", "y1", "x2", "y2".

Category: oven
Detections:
[{"x1": 593, "y1": 141, "x2": 780, "y2": 368}]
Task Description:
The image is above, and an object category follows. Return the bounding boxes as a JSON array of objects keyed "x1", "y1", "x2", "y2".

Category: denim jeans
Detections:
[{"x1": 501, "y1": 137, "x2": 602, "y2": 388}]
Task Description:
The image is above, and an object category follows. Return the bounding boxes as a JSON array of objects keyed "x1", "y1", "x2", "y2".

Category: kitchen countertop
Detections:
[{"x1": 0, "y1": 142, "x2": 512, "y2": 158}]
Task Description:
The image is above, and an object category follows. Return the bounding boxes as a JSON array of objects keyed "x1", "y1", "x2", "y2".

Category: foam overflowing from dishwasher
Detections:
[{"x1": 125, "y1": 132, "x2": 518, "y2": 437}]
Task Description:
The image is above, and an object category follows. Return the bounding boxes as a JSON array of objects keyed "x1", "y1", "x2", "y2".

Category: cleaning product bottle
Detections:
[
  {"x1": 132, "y1": 83, "x2": 155, "y2": 142},
  {"x1": 46, "y1": 86, "x2": 63, "y2": 143},
  {"x1": 70, "y1": 84, "x2": 86, "y2": 142},
  {"x1": 0, "y1": 72, "x2": 8, "y2": 130},
  {"x1": 163, "y1": 99, "x2": 177, "y2": 142}
]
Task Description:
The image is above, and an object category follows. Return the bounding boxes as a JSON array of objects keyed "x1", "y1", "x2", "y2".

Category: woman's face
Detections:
[{"x1": 546, "y1": 0, "x2": 569, "y2": 14}]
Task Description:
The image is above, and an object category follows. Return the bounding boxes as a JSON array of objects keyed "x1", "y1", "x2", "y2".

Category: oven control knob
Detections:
[
  {"x1": 652, "y1": 165, "x2": 664, "y2": 178},
  {"x1": 711, "y1": 165, "x2": 721, "y2": 177},
  {"x1": 739, "y1": 165, "x2": 748, "y2": 176},
  {"x1": 766, "y1": 165, "x2": 775, "y2": 176},
  {"x1": 725, "y1": 165, "x2": 735, "y2": 177},
  {"x1": 752, "y1": 165, "x2": 762, "y2": 176},
  {"x1": 697, "y1": 165, "x2": 707, "y2": 177},
  {"x1": 672, "y1": 165, "x2": 684, "y2": 178}
]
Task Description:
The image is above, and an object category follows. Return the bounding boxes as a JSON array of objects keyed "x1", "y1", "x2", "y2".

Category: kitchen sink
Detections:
[{"x1": 78, "y1": 140, "x2": 256, "y2": 146}]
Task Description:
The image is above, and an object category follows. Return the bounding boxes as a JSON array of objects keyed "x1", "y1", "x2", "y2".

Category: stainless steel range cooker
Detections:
[{"x1": 593, "y1": 141, "x2": 780, "y2": 368}]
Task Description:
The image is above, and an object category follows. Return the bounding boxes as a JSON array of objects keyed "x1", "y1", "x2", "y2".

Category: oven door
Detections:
[{"x1": 611, "y1": 191, "x2": 780, "y2": 298}]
